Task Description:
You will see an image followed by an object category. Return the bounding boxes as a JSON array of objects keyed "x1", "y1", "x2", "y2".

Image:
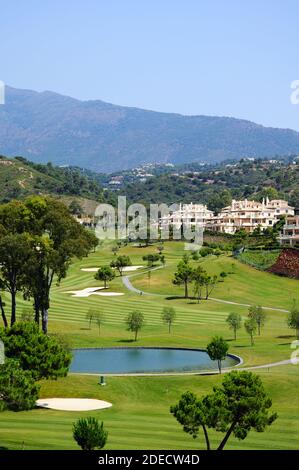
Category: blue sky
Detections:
[{"x1": 1, "y1": 0, "x2": 299, "y2": 130}]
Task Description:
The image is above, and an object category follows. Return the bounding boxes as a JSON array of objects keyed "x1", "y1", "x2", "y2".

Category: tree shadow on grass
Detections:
[
  {"x1": 165, "y1": 296, "x2": 186, "y2": 301},
  {"x1": 276, "y1": 335, "x2": 294, "y2": 339},
  {"x1": 0, "y1": 447, "x2": 9, "y2": 450},
  {"x1": 117, "y1": 339, "x2": 136, "y2": 343}
]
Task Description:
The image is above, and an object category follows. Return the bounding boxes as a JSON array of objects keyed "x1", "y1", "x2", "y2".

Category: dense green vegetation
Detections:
[
  {"x1": 1, "y1": 156, "x2": 298, "y2": 215},
  {"x1": 237, "y1": 250, "x2": 281, "y2": 270},
  {"x1": 120, "y1": 159, "x2": 299, "y2": 211},
  {"x1": 0, "y1": 155, "x2": 114, "y2": 205}
]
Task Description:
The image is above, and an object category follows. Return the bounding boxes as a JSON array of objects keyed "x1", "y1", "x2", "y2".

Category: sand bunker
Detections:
[
  {"x1": 81, "y1": 268, "x2": 101, "y2": 272},
  {"x1": 81, "y1": 266, "x2": 144, "y2": 273},
  {"x1": 122, "y1": 266, "x2": 144, "y2": 272},
  {"x1": 36, "y1": 398, "x2": 112, "y2": 411},
  {"x1": 65, "y1": 287, "x2": 105, "y2": 297},
  {"x1": 65, "y1": 287, "x2": 124, "y2": 298}
]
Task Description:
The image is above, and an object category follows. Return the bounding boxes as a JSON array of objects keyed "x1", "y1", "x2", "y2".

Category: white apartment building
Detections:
[
  {"x1": 278, "y1": 215, "x2": 299, "y2": 247},
  {"x1": 160, "y1": 203, "x2": 214, "y2": 230},
  {"x1": 266, "y1": 199, "x2": 294, "y2": 217},
  {"x1": 205, "y1": 198, "x2": 294, "y2": 234}
]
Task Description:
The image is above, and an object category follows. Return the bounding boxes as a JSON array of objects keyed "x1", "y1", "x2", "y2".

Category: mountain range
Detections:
[{"x1": 1, "y1": 86, "x2": 299, "y2": 172}]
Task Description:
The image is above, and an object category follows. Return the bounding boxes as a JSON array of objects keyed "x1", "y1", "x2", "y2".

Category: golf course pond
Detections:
[{"x1": 70, "y1": 347, "x2": 242, "y2": 375}]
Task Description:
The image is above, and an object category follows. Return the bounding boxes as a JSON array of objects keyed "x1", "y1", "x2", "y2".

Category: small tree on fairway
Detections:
[
  {"x1": 142, "y1": 254, "x2": 160, "y2": 268},
  {"x1": 147, "y1": 269, "x2": 151, "y2": 285},
  {"x1": 287, "y1": 305, "x2": 299, "y2": 338},
  {"x1": 244, "y1": 318, "x2": 257, "y2": 345},
  {"x1": 110, "y1": 255, "x2": 132, "y2": 276},
  {"x1": 203, "y1": 274, "x2": 218, "y2": 300},
  {"x1": 192, "y1": 266, "x2": 206, "y2": 303},
  {"x1": 86, "y1": 309, "x2": 95, "y2": 329},
  {"x1": 94, "y1": 311, "x2": 105, "y2": 336},
  {"x1": 206, "y1": 336, "x2": 229, "y2": 374},
  {"x1": 226, "y1": 312, "x2": 242, "y2": 340},
  {"x1": 0, "y1": 359, "x2": 40, "y2": 411},
  {"x1": 73, "y1": 417, "x2": 108, "y2": 451},
  {"x1": 162, "y1": 307, "x2": 176, "y2": 333},
  {"x1": 111, "y1": 245, "x2": 119, "y2": 256},
  {"x1": 160, "y1": 255, "x2": 166, "y2": 267},
  {"x1": 173, "y1": 260, "x2": 194, "y2": 298},
  {"x1": 171, "y1": 371, "x2": 277, "y2": 450},
  {"x1": 95, "y1": 266, "x2": 115, "y2": 288},
  {"x1": 248, "y1": 305, "x2": 266, "y2": 336},
  {"x1": 126, "y1": 310, "x2": 144, "y2": 341}
]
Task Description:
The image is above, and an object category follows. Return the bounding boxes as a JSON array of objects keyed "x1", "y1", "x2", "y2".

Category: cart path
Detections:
[
  {"x1": 71, "y1": 359, "x2": 294, "y2": 377},
  {"x1": 122, "y1": 269, "x2": 290, "y2": 313}
]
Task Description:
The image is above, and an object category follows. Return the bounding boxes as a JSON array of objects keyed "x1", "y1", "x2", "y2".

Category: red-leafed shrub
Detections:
[{"x1": 267, "y1": 249, "x2": 299, "y2": 279}]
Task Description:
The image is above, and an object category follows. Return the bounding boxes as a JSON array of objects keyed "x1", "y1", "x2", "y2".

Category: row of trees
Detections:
[
  {"x1": 122, "y1": 307, "x2": 176, "y2": 341},
  {"x1": 226, "y1": 303, "x2": 299, "y2": 344},
  {"x1": 0, "y1": 197, "x2": 97, "y2": 333},
  {"x1": 226, "y1": 305, "x2": 266, "y2": 345},
  {"x1": 173, "y1": 256, "x2": 218, "y2": 300}
]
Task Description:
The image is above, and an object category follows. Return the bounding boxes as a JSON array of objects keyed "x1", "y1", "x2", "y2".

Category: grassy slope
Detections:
[
  {"x1": 0, "y1": 367, "x2": 298, "y2": 450},
  {"x1": 1, "y1": 241, "x2": 298, "y2": 450},
  {"x1": 0, "y1": 158, "x2": 60, "y2": 199}
]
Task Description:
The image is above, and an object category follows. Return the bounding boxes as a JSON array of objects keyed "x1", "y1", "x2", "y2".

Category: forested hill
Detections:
[
  {"x1": 119, "y1": 159, "x2": 299, "y2": 212},
  {"x1": 2, "y1": 86, "x2": 299, "y2": 172},
  {"x1": 1, "y1": 156, "x2": 298, "y2": 214},
  {"x1": 0, "y1": 155, "x2": 111, "y2": 206}
]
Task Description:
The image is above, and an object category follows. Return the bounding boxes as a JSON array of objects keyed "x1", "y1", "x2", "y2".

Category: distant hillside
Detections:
[
  {"x1": 1, "y1": 86, "x2": 299, "y2": 172},
  {"x1": 119, "y1": 159, "x2": 299, "y2": 212},
  {"x1": 0, "y1": 156, "x2": 110, "y2": 209},
  {"x1": 1, "y1": 156, "x2": 298, "y2": 214}
]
